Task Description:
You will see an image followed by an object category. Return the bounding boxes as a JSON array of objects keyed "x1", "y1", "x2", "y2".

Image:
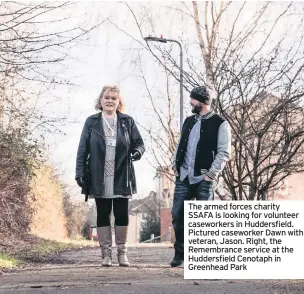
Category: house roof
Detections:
[{"x1": 128, "y1": 191, "x2": 158, "y2": 214}]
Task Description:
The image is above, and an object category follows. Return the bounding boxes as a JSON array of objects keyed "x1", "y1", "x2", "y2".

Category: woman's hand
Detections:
[
  {"x1": 76, "y1": 177, "x2": 86, "y2": 188},
  {"x1": 130, "y1": 151, "x2": 141, "y2": 161}
]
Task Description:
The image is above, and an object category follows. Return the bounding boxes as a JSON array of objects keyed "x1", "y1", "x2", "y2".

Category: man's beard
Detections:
[{"x1": 191, "y1": 103, "x2": 203, "y2": 114}]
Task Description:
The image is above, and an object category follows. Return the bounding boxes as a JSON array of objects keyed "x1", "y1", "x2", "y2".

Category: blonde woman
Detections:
[{"x1": 75, "y1": 85, "x2": 145, "y2": 267}]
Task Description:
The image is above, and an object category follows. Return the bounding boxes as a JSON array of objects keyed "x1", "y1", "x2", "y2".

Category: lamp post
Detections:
[{"x1": 143, "y1": 36, "x2": 184, "y2": 132}]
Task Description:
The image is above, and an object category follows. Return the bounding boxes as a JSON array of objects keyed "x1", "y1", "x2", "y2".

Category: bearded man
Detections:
[{"x1": 170, "y1": 86, "x2": 232, "y2": 267}]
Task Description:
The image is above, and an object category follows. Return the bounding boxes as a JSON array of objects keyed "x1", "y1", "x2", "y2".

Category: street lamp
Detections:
[{"x1": 143, "y1": 36, "x2": 184, "y2": 132}]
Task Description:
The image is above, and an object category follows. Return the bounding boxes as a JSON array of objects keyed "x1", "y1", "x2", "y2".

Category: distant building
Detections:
[{"x1": 128, "y1": 191, "x2": 159, "y2": 244}]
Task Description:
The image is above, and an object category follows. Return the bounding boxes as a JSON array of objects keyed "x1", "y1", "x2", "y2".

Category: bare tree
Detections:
[
  {"x1": 219, "y1": 63, "x2": 304, "y2": 200},
  {"x1": 108, "y1": 1, "x2": 304, "y2": 200},
  {"x1": 130, "y1": 52, "x2": 180, "y2": 185},
  {"x1": 0, "y1": 1, "x2": 107, "y2": 133},
  {"x1": 0, "y1": 2, "x2": 106, "y2": 240}
]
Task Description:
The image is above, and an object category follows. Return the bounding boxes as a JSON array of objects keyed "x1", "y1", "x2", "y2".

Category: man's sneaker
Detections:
[{"x1": 170, "y1": 256, "x2": 183, "y2": 267}]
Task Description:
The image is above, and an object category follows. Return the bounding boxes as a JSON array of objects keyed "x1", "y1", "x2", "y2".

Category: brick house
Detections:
[{"x1": 127, "y1": 191, "x2": 159, "y2": 244}]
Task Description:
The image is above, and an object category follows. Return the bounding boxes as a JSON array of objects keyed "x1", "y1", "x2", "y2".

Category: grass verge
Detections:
[
  {"x1": 29, "y1": 239, "x2": 79, "y2": 254},
  {"x1": 0, "y1": 252, "x2": 19, "y2": 269},
  {"x1": 1, "y1": 237, "x2": 97, "y2": 270}
]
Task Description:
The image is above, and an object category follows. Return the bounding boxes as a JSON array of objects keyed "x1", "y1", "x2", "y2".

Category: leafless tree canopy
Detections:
[
  {"x1": 0, "y1": 1, "x2": 106, "y2": 133},
  {"x1": 0, "y1": 2, "x2": 105, "y2": 240},
  {"x1": 110, "y1": 1, "x2": 304, "y2": 200}
]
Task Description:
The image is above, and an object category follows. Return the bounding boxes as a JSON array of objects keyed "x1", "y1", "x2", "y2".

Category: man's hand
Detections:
[
  {"x1": 204, "y1": 175, "x2": 214, "y2": 182},
  {"x1": 76, "y1": 177, "x2": 86, "y2": 188},
  {"x1": 130, "y1": 151, "x2": 141, "y2": 161}
]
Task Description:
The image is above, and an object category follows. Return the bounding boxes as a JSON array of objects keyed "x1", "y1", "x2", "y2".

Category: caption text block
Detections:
[{"x1": 184, "y1": 201, "x2": 304, "y2": 279}]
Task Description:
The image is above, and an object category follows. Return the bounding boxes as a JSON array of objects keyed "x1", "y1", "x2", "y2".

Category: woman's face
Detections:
[{"x1": 101, "y1": 90, "x2": 120, "y2": 113}]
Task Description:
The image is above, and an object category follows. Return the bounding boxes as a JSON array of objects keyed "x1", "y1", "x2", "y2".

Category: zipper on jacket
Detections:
[
  {"x1": 123, "y1": 123, "x2": 130, "y2": 188},
  {"x1": 123, "y1": 121, "x2": 133, "y2": 192},
  {"x1": 212, "y1": 150, "x2": 214, "y2": 161},
  {"x1": 91, "y1": 128, "x2": 105, "y2": 142}
]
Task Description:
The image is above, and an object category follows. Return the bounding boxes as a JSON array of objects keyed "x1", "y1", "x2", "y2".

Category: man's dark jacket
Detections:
[{"x1": 75, "y1": 112, "x2": 145, "y2": 197}]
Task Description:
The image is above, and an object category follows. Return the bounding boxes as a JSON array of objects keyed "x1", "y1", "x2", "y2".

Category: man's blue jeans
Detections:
[{"x1": 171, "y1": 176, "x2": 215, "y2": 259}]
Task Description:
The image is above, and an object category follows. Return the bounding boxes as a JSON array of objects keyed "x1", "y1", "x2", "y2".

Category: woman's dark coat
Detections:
[{"x1": 75, "y1": 112, "x2": 145, "y2": 198}]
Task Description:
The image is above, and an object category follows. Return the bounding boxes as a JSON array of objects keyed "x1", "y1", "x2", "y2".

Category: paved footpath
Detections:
[{"x1": 0, "y1": 245, "x2": 303, "y2": 293}]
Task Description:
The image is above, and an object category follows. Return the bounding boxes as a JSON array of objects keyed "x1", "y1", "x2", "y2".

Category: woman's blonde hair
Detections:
[{"x1": 95, "y1": 85, "x2": 124, "y2": 112}]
